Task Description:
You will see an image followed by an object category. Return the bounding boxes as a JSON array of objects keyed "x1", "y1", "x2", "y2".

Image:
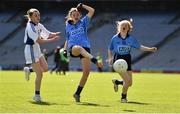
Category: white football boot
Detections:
[
  {"x1": 112, "y1": 79, "x2": 118, "y2": 92},
  {"x1": 24, "y1": 67, "x2": 30, "y2": 81},
  {"x1": 33, "y1": 95, "x2": 42, "y2": 102},
  {"x1": 121, "y1": 98, "x2": 127, "y2": 103}
]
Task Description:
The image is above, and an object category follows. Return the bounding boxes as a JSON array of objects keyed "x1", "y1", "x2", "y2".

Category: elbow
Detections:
[
  {"x1": 89, "y1": 8, "x2": 95, "y2": 16},
  {"x1": 92, "y1": 8, "x2": 95, "y2": 14}
]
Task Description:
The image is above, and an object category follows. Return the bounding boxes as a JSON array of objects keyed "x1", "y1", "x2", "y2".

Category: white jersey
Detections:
[{"x1": 24, "y1": 21, "x2": 51, "y2": 64}]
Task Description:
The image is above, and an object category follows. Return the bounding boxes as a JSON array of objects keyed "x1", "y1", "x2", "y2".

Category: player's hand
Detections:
[
  {"x1": 55, "y1": 32, "x2": 61, "y2": 36},
  {"x1": 53, "y1": 36, "x2": 60, "y2": 41},
  {"x1": 77, "y1": 3, "x2": 83, "y2": 13},
  {"x1": 108, "y1": 58, "x2": 113, "y2": 66},
  {"x1": 49, "y1": 32, "x2": 61, "y2": 38},
  {"x1": 151, "y1": 47, "x2": 157, "y2": 52}
]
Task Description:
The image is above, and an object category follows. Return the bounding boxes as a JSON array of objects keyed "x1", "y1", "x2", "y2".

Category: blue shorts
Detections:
[{"x1": 69, "y1": 46, "x2": 91, "y2": 59}]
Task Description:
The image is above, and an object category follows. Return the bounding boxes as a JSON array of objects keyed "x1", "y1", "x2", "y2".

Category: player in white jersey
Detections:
[{"x1": 24, "y1": 8, "x2": 60, "y2": 102}]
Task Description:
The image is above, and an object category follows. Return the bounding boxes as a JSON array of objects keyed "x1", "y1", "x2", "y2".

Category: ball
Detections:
[{"x1": 113, "y1": 59, "x2": 128, "y2": 73}]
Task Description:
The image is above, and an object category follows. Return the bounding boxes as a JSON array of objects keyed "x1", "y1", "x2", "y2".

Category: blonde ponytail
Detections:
[{"x1": 24, "y1": 8, "x2": 39, "y2": 21}]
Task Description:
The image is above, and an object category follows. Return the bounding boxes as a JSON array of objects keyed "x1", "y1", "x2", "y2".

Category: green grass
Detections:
[{"x1": 0, "y1": 71, "x2": 180, "y2": 113}]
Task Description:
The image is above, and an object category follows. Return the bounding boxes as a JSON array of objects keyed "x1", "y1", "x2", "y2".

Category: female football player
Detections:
[
  {"x1": 108, "y1": 19, "x2": 157, "y2": 103},
  {"x1": 23, "y1": 8, "x2": 60, "y2": 102},
  {"x1": 64, "y1": 3, "x2": 102, "y2": 102}
]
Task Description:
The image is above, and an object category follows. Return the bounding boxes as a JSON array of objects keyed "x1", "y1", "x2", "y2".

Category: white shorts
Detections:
[{"x1": 24, "y1": 44, "x2": 43, "y2": 64}]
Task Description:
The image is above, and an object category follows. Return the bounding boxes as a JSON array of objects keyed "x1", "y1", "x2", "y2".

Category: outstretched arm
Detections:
[
  {"x1": 49, "y1": 32, "x2": 61, "y2": 38},
  {"x1": 140, "y1": 45, "x2": 157, "y2": 52},
  {"x1": 36, "y1": 36, "x2": 60, "y2": 44}
]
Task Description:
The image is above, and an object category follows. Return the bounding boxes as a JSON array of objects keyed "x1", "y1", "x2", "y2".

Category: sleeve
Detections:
[
  {"x1": 131, "y1": 37, "x2": 141, "y2": 49},
  {"x1": 108, "y1": 38, "x2": 114, "y2": 51},
  {"x1": 39, "y1": 23, "x2": 51, "y2": 39},
  {"x1": 27, "y1": 23, "x2": 39, "y2": 42},
  {"x1": 82, "y1": 15, "x2": 90, "y2": 27}
]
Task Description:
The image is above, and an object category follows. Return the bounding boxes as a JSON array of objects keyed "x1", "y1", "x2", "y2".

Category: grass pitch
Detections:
[{"x1": 0, "y1": 71, "x2": 180, "y2": 113}]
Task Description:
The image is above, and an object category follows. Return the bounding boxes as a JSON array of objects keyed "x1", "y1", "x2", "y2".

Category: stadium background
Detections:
[{"x1": 0, "y1": 0, "x2": 180, "y2": 72}]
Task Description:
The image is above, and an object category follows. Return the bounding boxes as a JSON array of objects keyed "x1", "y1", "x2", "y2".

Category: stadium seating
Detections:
[
  {"x1": 133, "y1": 36, "x2": 180, "y2": 71},
  {"x1": 0, "y1": 10, "x2": 179, "y2": 72}
]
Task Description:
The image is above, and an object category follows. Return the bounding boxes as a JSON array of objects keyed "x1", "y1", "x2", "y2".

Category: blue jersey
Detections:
[
  {"x1": 66, "y1": 15, "x2": 91, "y2": 49},
  {"x1": 108, "y1": 34, "x2": 141, "y2": 55}
]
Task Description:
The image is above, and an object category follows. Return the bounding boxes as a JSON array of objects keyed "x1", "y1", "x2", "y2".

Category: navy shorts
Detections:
[
  {"x1": 113, "y1": 54, "x2": 132, "y2": 71},
  {"x1": 69, "y1": 46, "x2": 91, "y2": 59}
]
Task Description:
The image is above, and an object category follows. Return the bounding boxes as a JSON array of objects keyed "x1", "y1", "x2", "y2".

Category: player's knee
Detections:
[
  {"x1": 129, "y1": 82, "x2": 132, "y2": 87},
  {"x1": 72, "y1": 45, "x2": 82, "y2": 55},
  {"x1": 41, "y1": 65, "x2": 48, "y2": 72},
  {"x1": 43, "y1": 68, "x2": 48, "y2": 72},
  {"x1": 124, "y1": 80, "x2": 132, "y2": 87},
  {"x1": 127, "y1": 80, "x2": 132, "y2": 87},
  {"x1": 73, "y1": 45, "x2": 81, "y2": 51}
]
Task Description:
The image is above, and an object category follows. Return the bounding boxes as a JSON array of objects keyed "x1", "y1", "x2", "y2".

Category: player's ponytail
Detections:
[
  {"x1": 116, "y1": 21, "x2": 121, "y2": 34},
  {"x1": 128, "y1": 18, "x2": 133, "y2": 32},
  {"x1": 24, "y1": 8, "x2": 39, "y2": 21}
]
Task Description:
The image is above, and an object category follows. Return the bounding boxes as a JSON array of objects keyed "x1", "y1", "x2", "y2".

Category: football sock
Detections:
[
  {"x1": 35, "y1": 91, "x2": 40, "y2": 95},
  {"x1": 121, "y1": 93, "x2": 127, "y2": 99},
  {"x1": 115, "y1": 80, "x2": 123, "y2": 85},
  {"x1": 25, "y1": 64, "x2": 33, "y2": 72},
  {"x1": 29, "y1": 68, "x2": 33, "y2": 72},
  {"x1": 91, "y1": 57, "x2": 97, "y2": 64},
  {"x1": 75, "y1": 86, "x2": 83, "y2": 95}
]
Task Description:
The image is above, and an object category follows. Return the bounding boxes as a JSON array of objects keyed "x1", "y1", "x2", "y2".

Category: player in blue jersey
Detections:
[
  {"x1": 23, "y1": 8, "x2": 60, "y2": 102},
  {"x1": 64, "y1": 3, "x2": 102, "y2": 102},
  {"x1": 108, "y1": 19, "x2": 157, "y2": 103}
]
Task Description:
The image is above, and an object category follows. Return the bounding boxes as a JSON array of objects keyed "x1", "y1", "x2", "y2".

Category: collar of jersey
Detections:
[
  {"x1": 117, "y1": 33, "x2": 129, "y2": 40},
  {"x1": 29, "y1": 21, "x2": 37, "y2": 26}
]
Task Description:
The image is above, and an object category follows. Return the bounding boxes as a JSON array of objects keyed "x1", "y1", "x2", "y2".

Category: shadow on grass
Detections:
[
  {"x1": 28, "y1": 101, "x2": 59, "y2": 105},
  {"x1": 123, "y1": 109, "x2": 136, "y2": 112},
  {"x1": 77, "y1": 102, "x2": 110, "y2": 107},
  {"x1": 127, "y1": 101, "x2": 151, "y2": 105}
]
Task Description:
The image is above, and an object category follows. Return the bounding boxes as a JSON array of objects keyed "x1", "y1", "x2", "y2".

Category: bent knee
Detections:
[
  {"x1": 72, "y1": 45, "x2": 82, "y2": 55},
  {"x1": 127, "y1": 80, "x2": 132, "y2": 87},
  {"x1": 41, "y1": 66, "x2": 48, "y2": 72},
  {"x1": 43, "y1": 68, "x2": 48, "y2": 72},
  {"x1": 128, "y1": 82, "x2": 132, "y2": 87},
  {"x1": 124, "y1": 80, "x2": 132, "y2": 87},
  {"x1": 72, "y1": 45, "x2": 81, "y2": 51}
]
